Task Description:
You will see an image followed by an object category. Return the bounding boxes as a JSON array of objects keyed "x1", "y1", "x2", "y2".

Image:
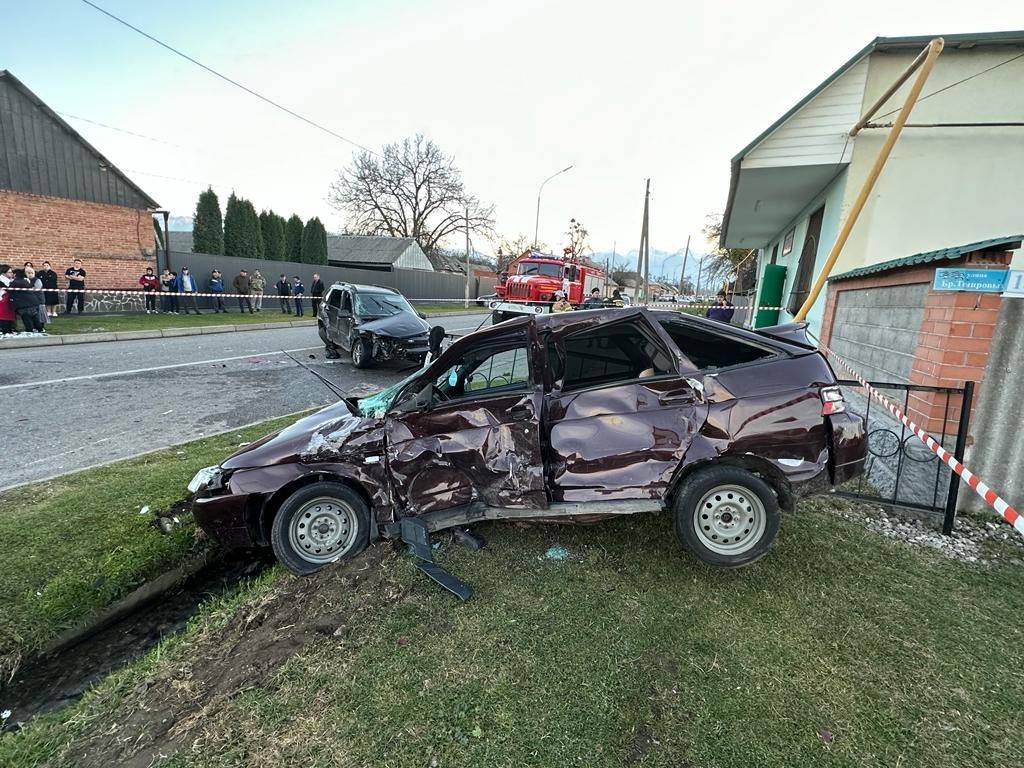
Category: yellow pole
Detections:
[{"x1": 794, "y1": 37, "x2": 944, "y2": 322}]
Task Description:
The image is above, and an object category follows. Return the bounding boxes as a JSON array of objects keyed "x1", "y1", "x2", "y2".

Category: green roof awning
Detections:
[{"x1": 829, "y1": 236, "x2": 1023, "y2": 282}]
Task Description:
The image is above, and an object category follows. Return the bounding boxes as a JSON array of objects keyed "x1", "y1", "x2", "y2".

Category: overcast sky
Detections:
[{"x1": 3, "y1": 0, "x2": 1021, "y2": 258}]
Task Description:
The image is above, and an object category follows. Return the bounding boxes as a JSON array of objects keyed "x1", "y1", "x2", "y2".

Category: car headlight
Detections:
[{"x1": 188, "y1": 465, "x2": 222, "y2": 494}]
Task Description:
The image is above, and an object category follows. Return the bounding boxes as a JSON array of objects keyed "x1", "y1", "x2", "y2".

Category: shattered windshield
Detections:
[
  {"x1": 355, "y1": 292, "x2": 414, "y2": 318},
  {"x1": 516, "y1": 262, "x2": 562, "y2": 278}
]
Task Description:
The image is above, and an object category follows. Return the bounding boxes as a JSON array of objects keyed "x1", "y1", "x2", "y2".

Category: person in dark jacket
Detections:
[
  {"x1": 64, "y1": 259, "x2": 86, "y2": 314},
  {"x1": 208, "y1": 269, "x2": 226, "y2": 313},
  {"x1": 310, "y1": 273, "x2": 325, "y2": 316},
  {"x1": 276, "y1": 274, "x2": 292, "y2": 314},
  {"x1": 139, "y1": 267, "x2": 160, "y2": 314},
  {"x1": 232, "y1": 270, "x2": 254, "y2": 313},
  {"x1": 38, "y1": 261, "x2": 59, "y2": 318},
  {"x1": 581, "y1": 288, "x2": 604, "y2": 309},
  {"x1": 292, "y1": 275, "x2": 306, "y2": 317},
  {"x1": 12, "y1": 266, "x2": 45, "y2": 333},
  {"x1": 705, "y1": 292, "x2": 735, "y2": 323}
]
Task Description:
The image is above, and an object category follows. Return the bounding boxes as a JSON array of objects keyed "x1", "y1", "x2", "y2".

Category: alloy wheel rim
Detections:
[
  {"x1": 353, "y1": 342, "x2": 363, "y2": 364},
  {"x1": 289, "y1": 497, "x2": 358, "y2": 564},
  {"x1": 693, "y1": 484, "x2": 766, "y2": 555}
]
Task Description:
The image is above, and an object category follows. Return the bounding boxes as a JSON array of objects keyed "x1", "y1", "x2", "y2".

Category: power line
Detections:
[
  {"x1": 60, "y1": 111, "x2": 187, "y2": 148},
  {"x1": 79, "y1": 0, "x2": 376, "y2": 155},
  {"x1": 874, "y1": 49, "x2": 1024, "y2": 121},
  {"x1": 123, "y1": 168, "x2": 232, "y2": 189}
]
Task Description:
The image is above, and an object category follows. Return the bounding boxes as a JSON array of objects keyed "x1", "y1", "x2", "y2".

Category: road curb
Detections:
[{"x1": 0, "y1": 311, "x2": 486, "y2": 350}]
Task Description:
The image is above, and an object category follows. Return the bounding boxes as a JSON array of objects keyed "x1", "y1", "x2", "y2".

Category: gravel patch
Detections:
[{"x1": 828, "y1": 497, "x2": 1024, "y2": 565}]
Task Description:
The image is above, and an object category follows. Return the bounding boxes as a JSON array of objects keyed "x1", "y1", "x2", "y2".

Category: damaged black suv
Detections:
[{"x1": 318, "y1": 283, "x2": 431, "y2": 368}]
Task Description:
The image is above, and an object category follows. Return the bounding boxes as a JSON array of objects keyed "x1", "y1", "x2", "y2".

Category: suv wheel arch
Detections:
[
  {"x1": 255, "y1": 472, "x2": 378, "y2": 546},
  {"x1": 668, "y1": 455, "x2": 794, "y2": 513}
]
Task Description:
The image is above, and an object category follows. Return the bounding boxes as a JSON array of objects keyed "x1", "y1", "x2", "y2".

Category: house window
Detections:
[
  {"x1": 770, "y1": 243, "x2": 779, "y2": 265},
  {"x1": 781, "y1": 229, "x2": 795, "y2": 257}
]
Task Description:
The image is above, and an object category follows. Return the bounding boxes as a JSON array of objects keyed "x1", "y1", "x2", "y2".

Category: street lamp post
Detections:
[{"x1": 533, "y1": 164, "x2": 574, "y2": 249}]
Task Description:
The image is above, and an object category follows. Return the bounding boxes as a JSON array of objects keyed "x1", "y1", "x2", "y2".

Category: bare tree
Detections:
[
  {"x1": 564, "y1": 218, "x2": 591, "y2": 259},
  {"x1": 496, "y1": 233, "x2": 542, "y2": 272},
  {"x1": 702, "y1": 213, "x2": 757, "y2": 292},
  {"x1": 328, "y1": 135, "x2": 495, "y2": 256}
]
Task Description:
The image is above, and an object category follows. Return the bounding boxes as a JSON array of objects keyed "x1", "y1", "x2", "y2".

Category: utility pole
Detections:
[
  {"x1": 534, "y1": 164, "x2": 574, "y2": 249},
  {"x1": 464, "y1": 206, "x2": 470, "y2": 309},
  {"x1": 679, "y1": 235, "x2": 690, "y2": 295},
  {"x1": 695, "y1": 252, "x2": 705, "y2": 299},
  {"x1": 638, "y1": 179, "x2": 650, "y2": 302}
]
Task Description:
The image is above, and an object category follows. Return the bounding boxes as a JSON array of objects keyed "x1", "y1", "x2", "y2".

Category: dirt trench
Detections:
[{"x1": 48, "y1": 544, "x2": 404, "y2": 768}]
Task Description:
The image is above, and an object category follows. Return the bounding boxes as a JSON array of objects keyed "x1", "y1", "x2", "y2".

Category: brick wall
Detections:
[
  {"x1": 0, "y1": 190, "x2": 155, "y2": 288},
  {"x1": 822, "y1": 250, "x2": 1012, "y2": 435}
]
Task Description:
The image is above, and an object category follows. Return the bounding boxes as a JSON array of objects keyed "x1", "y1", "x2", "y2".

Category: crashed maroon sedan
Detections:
[{"x1": 190, "y1": 308, "x2": 866, "y2": 593}]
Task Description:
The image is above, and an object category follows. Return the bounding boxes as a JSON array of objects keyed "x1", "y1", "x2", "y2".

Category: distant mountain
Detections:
[
  {"x1": 591, "y1": 248, "x2": 709, "y2": 285},
  {"x1": 167, "y1": 215, "x2": 194, "y2": 232}
]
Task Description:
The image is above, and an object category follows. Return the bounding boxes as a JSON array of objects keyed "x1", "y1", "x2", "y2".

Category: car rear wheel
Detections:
[
  {"x1": 673, "y1": 466, "x2": 779, "y2": 568},
  {"x1": 351, "y1": 337, "x2": 372, "y2": 369},
  {"x1": 271, "y1": 482, "x2": 370, "y2": 575}
]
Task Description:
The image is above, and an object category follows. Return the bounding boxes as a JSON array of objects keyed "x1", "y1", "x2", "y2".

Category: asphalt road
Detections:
[{"x1": 0, "y1": 312, "x2": 491, "y2": 489}]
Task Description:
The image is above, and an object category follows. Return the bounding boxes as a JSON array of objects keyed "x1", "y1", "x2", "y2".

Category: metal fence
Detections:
[
  {"x1": 833, "y1": 378, "x2": 974, "y2": 534},
  {"x1": 168, "y1": 251, "x2": 496, "y2": 301}
]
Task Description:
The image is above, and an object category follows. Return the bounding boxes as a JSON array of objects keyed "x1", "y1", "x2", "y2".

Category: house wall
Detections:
[
  {"x1": 0, "y1": 189, "x2": 154, "y2": 287},
  {"x1": 744, "y1": 59, "x2": 865, "y2": 169},
  {"x1": 835, "y1": 46, "x2": 1024, "y2": 275},
  {"x1": 753, "y1": 168, "x2": 848, "y2": 334}
]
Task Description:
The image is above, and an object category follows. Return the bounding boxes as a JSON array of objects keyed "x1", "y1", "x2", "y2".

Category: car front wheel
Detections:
[
  {"x1": 351, "y1": 337, "x2": 372, "y2": 368},
  {"x1": 673, "y1": 466, "x2": 779, "y2": 568},
  {"x1": 271, "y1": 482, "x2": 370, "y2": 575}
]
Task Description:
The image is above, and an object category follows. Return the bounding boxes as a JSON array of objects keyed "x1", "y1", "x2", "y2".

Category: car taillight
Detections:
[{"x1": 820, "y1": 386, "x2": 846, "y2": 415}]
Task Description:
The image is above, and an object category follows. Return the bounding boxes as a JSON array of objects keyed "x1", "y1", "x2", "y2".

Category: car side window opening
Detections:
[
  {"x1": 560, "y1": 322, "x2": 672, "y2": 391},
  {"x1": 433, "y1": 344, "x2": 531, "y2": 402},
  {"x1": 328, "y1": 289, "x2": 343, "y2": 309},
  {"x1": 660, "y1": 321, "x2": 772, "y2": 371},
  {"x1": 341, "y1": 291, "x2": 353, "y2": 313}
]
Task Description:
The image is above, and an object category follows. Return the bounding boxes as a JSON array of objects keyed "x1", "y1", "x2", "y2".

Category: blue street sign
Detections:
[{"x1": 932, "y1": 268, "x2": 1008, "y2": 293}]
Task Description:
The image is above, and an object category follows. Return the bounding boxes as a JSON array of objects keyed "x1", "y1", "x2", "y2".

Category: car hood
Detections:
[
  {"x1": 356, "y1": 313, "x2": 430, "y2": 338},
  {"x1": 221, "y1": 401, "x2": 384, "y2": 470}
]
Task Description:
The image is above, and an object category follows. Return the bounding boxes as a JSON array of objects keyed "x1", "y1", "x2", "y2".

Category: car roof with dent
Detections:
[{"x1": 327, "y1": 282, "x2": 402, "y2": 295}]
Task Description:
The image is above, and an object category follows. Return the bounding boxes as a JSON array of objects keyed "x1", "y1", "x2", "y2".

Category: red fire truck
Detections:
[{"x1": 488, "y1": 250, "x2": 608, "y2": 321}]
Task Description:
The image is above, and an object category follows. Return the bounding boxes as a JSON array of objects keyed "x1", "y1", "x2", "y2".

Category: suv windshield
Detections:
[
  {"x1": 516, "y1": 262, "x2": 562, "y2": 277},
  {"x1": 355, "y1": 292, "x2": 413, "y2": 318}
]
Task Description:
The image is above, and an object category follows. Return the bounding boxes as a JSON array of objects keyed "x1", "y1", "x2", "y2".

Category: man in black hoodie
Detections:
[{"x1": 12, "y1": 265, "x2": 44, "y2": 333}]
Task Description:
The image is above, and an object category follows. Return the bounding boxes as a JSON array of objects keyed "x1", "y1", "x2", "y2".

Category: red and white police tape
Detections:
[{"x1": 820, "y1": 341, "x2": 1024, "y2": 538}]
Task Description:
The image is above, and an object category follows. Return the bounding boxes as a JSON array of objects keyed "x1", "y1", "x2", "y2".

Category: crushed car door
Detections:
[
  {"x1": 543, "y1": 311, "x2": 708, "y2": 502},
  {"x1": 338, "y1": 289, "x2": 355, "y2": 351},
  {"x1": 385, "y1": 327, "x2": 547, "y2": 515},
  {"x1": 324, "y1": 287, "x2": 341, "y2": 330}
]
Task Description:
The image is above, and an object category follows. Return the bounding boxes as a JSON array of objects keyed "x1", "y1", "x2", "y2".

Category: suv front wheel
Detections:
[
  {"x1": 673, "y1": 466, "x2": 779, "y2": 568},
  {"x1": 351, "y1": 337, "x2": 372, "y2": 368}
]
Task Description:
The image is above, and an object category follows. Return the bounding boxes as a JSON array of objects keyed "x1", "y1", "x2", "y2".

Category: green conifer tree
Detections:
[
  {"x1": 192, "y1": 187, "x2": 224, "y2": 255},
  {"x1": 285, "y1": 214, "x2": 304, "y2": 262},
  {"x1": 301, "y1": 217, "x2": 328, "y2": 265}
]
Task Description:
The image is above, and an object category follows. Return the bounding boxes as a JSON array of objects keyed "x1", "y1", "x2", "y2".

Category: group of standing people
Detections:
[
  {"x1": 0, "y1": 260, "x2": 66, "y2": 335},
  {"x1": 275, "y1": 273, "x2": 325, "y2": 317}
]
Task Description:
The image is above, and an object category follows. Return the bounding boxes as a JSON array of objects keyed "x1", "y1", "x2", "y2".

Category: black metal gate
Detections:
[{"x1": 831, "y1": 379, "x2": 975, "y2": 535}]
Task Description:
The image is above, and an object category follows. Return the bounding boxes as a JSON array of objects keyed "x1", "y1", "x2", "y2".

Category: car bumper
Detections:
[
  {"x1": 828, "y1": 410, "x2": 868, "y2": 484},
  {"x1": 193, "y1": 490, "x2": 256, "y2": 549}
]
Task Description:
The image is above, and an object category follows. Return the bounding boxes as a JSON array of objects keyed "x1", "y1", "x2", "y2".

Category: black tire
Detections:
[
  {"x1": 271, "y1": 482, "x2": 371, "y2": 575},
  {"x1": 351, "y1": 337, "x2": 372, "y2": 369},
  {"x1": 673, "y1": 466, "x2": 780, "y2": 568}
]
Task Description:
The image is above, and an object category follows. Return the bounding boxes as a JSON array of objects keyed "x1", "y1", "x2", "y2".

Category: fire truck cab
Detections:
[{"x1": 489, "y1": 251, "x2": 607, "y2": 321}]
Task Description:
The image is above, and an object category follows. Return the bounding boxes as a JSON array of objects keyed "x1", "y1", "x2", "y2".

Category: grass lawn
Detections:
[
  {"x1": 412, "y1": 302, "x2": 488, "y2": 315},
  {"x1": 41, "y1": 310, "x2": 306, "y2": 336},
  {"x1": 0, "y1": 413, "x2": 303, "y2": 682},
  {"x1": 4, "y1": 496, "x2": 1023, "y2": 767}
]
